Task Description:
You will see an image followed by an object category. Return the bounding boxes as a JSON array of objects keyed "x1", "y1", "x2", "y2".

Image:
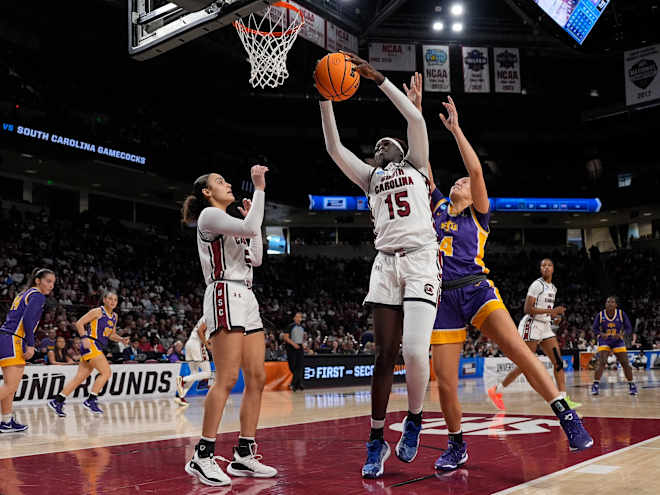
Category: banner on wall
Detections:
[
  {"x1": 289, "y1": 2, "x2": 325, "y2": 48},
  {"x1": 423, "y1": 45, "x2": 451, "y2": 92},
  {"x1": 369, "y1": 43, "x2": 416, "y2": 72},
  {"x1": 483, "y1": 356, "x2": 554, "y2": 391},
  {"x1": 462, "y1": 46, "x2": 490, "y2": 93},
  {"x1": 624, "y1": 44, "x2": 660, "y2": 106},
  {"x1": 0, "y1": 363, "x2": 179, "y2": 405},
  {"x1": 494, "y1": 47, "x2": 521, "y2": 93},
  {"x1": 326, "y1": 22, "x2": 358, "y2": 53}
]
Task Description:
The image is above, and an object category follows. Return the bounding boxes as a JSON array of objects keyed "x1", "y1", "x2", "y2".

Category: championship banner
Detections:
[
  {"x1": 0, "y1": 363, "x2": 179, "y2": 405},
  {"x1": 462, "y1": 46, "x2": 491, "y2": 93},
  {"x1": 289, "y1": 2, "x2": 325, "y2": 48},
  {"x1": 483, "y1": 356, "x2": 554, "y2": 391},
  {"x1": 494, "y1": 47, "x2": 521, "y2": 93},
  {"x1": 624, "y1": 44, "x2": 660, "y2": 106},
  {"x1": 326, "y1": 22, "x2": 358, "y2": 53},
  {"x1": 423, "y1": 45, "x2": 451, "y2": 92},
  {"x1": 369, "y1": 43, "x2": 416, "y2": 72}
]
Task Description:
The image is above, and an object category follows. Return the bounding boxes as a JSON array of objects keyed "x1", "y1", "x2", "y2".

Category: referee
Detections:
[{"x1": 283, "y1": 312, "x2": 305, "y2": 391}]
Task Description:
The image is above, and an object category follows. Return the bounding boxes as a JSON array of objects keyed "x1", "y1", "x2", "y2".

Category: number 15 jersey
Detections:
[{"x1": 367, "y1": 161, "x2": 437, "y2": 253}]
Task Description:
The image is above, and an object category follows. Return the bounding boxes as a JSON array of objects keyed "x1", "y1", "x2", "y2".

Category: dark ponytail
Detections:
[
  {"x1": 29, "y1": 267, "x2": 55, "y2": 287},
  {"x1": 181, "y1": 174, "x2": 211, "y2": 224}
]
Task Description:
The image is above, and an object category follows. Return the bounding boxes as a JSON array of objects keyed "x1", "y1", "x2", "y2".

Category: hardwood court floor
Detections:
[{"x1": 1, "y1": 370, "x2": 658, "y2": 494}]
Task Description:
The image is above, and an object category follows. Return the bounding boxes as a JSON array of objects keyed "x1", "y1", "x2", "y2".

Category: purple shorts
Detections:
[
  {"x1": 597, "y1": 336, "x2": 626, "y2": 353},
  {"x1": 431, "y1": 279, "x2": 506, "y2": 345}
]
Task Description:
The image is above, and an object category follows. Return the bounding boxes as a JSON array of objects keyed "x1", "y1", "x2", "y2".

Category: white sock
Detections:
[
  {"x1": 182, "y1": 371, "x2": 213, "y2": 397},
  {"x1": 1, "y1": 414, "x2": 12, "y2": 423},
  {"x1": 559, "y1": 391, "x2": 567, "y2": 399},
  {"x1": 496, "y1": 383, "x2": 504, "y2": 393},
  {"x1": 402, "y1": 300, "x2": 436, "y2": 415},
  {"x1": 371, "y1": 418, "x2": 385, "y2": 430}
]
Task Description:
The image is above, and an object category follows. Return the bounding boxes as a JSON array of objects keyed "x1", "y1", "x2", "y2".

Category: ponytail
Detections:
[
  {"x1": 29, "y1": 267, "x2": 55, "y2": 286},
  {"x1": 181, "y1": 174, "x2": 211, "y2": 224}
]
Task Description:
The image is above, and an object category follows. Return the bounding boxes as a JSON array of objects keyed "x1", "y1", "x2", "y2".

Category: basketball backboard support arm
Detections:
[{"x1": 128, "y1": 0, "x2": 278, "y2": 61}]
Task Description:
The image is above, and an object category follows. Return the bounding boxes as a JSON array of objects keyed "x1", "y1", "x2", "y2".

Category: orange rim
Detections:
[{"x1": 233, "y1": 1, "x2": 304, "y2": 38}]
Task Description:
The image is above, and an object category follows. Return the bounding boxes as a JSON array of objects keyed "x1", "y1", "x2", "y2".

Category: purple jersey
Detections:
[
  {"x1": 84, "y1": 306, "x2": 117, "y2": 350},
  {"x1": 430, "y1": 188, "x2": 490, "y2": 282},
  {"x1": 592, "y1": 309, "x2": 631, "y2": 339},
  {"x1": 0, "y1": 288, "x2": 46, "y2": 347}
]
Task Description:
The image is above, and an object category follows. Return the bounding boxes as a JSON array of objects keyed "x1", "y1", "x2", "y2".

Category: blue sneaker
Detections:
[
  {"x1": 361, "y1": 439, "x2": 391, "y2": 479},
  {"x1": 48, "y1": 399, "x2": 66, "y2": 417},
  {"x1": 591, "y1": 382, "x2": 599, "y2": 396},
  {"x1": 559, "y1": 409, "x2": 594, "y2": 451},
  {"x1": 434, "y1": 440, "x2": 468, "y2": 471},
  {"x1": 0, "y1": 418, "x2": 28, "y2": 433},
  {"x1": 83, "y1": 398, "x2": 104, "y2": 415},
  {"x1": 629, "y1": 382, "x2": 638, "y2": 396},
  {"x1": 395, "y1": 417, "x2": 422, "y2": 462}
]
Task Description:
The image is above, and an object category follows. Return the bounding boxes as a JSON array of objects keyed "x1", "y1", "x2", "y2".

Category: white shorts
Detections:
[
  {"x1": 185, "y1": 339, "x2": 208, "y2": 363},
  {"x1": 518, "y1": 316, "x2": 555, "y2": 342},
  {"x1": 203, "y1": 281, "x2": 263, "y2": 337},
  {"x1": 364, "y1": 245, "x2": 441, "y2": 307},
  {"x1": 186, "y1": 360, "x2": 212, "y2": 374}
]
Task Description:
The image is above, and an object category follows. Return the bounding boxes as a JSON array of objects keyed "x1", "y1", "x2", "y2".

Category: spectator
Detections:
[
  {"x1": 123, "y1": 339, "x2": 141, "y2": 361},
  {"x1": 282, "y1": 312, "x2": 305, "y2": 391},
  {"x1": 48, "y1": 336, "x2": 74, "y2": 365},
  {"x1": 168, "y1": 341, "x2": 184, "y2": 362},
  {"x1": 39, "y1": 329, "x2": 57, "y2": 355}
]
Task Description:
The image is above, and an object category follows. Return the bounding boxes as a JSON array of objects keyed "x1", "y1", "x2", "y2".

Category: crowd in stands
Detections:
[{"x1": 1, "y1": 203, "x2": 660, "y2": 366}]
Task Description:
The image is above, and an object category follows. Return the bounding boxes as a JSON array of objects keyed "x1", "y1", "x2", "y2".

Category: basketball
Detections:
[{"x1": 314, "y1": 52, "x2": 360, "y2": 102}]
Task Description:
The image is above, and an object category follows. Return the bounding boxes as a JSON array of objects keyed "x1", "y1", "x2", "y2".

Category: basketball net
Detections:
[{"x1": 233, "y1": 2, "x2": 304, "y2": 89}]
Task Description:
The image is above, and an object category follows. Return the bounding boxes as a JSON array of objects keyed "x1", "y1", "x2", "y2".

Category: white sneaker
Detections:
[
  {"x1": 225, "y1": 443, "x2": 277, "y2": 478},
  {"x1": 176, "y1": 376, "x2": 185, "y2": 398},
  {"x1": 185, "y1": 450, "x2": 231, "y2": 486}
]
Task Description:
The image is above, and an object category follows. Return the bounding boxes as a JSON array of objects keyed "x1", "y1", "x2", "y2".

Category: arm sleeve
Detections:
[
  {"x1": 377, "y1": 78, "x2": 429, "y2": 171},
  {"x1": 249, "y1": 231, "x2": 263, "y2": 267},
  {"x1": 527, "y1": 280, "x2": 543, "y2": 299},
  {"x1": 319, "y1": 101, "x2": 373, "y2": 192},
  {"x1": 22, "y1": 293, "x2": 45, "y2": 347},
  {"x1": 622, "y1": 311, "x2": 632, "y2": 335},
  {"x1": 198, "y1": 190, "x2": 265, "y2": 239},
  {"x1": 592, "y1": 315, "x2": 600, "y2": 335},
  {"x1": 430, "y1": 188, "x2": 446, "y2": 213}
]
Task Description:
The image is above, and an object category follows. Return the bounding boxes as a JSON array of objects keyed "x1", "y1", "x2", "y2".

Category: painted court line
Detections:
[
  {"x1": 573, "y1": 464, "x2": 619, "y2": 474},
  {"x1": 491, "y1": 435, "x2": 660, "y2": 495}
]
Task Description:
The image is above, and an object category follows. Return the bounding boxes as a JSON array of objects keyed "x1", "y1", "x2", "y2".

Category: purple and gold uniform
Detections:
[
  {"x1": 80, "y1": 307, "x2": 117, "y2": 362},
  {"x1": 0, "y1": 288, "x2": 46, "y2": 367},
  {"x1": 430, "y1": 189, "x2": 506, "y2": 344},
  {"x1": 593, "y1": 309, "x2": 631, "y2": 353}
]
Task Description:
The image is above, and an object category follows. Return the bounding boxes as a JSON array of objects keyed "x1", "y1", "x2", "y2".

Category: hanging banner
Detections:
[
  {"x1": 423, "y1": 45, "x2": 451, "y2": 92},
  {"x1": 326, "y1": 22, "x2": 358, "y2": 53},
  {"x1": 289, "y1": 2, "x2": 325, "y2": 48},
  {"x1": 494, "y1": 47, "x2": 521, "y2": 93},
  {"x1": 624, "y1": 44, "x2": 660, "y2": 106},
  {"x1": 369, "y1": 43, "x2": 416, "y2": 72},
  {"x1": 462, "y1": 46, "x2": 490, "y2": 93}
]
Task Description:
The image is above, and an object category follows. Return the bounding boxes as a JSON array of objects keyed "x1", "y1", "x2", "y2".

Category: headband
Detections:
[{"x1": 376, "y1": 137, "x2": 405, "y2": 157}]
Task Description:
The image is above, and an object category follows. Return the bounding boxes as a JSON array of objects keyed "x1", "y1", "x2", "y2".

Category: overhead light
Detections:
[
  {"x1": 590, "y1": 89, "x2": 599, "y2": 97},
  {"x1": 24, "y1": 169, "x2": 37, "y2": 174},
  {"x1": 451, "y1": 22, "x2": 463, "y2": 32},
  {"x1": 433, "y1": 21, "x2": 444, "y2": 31},
  {"x1": 450, "y1": 3, "x2": 464, "y2": 16},
  {"x1": 20, "y1": 153, "x2": 34, "y2": 159},
  {"x1": 642, "y1": 212, "x2": 652, "y2": 216},
  {"x1": 599, "y1": 218, "x2": 608, "y2": 222}
]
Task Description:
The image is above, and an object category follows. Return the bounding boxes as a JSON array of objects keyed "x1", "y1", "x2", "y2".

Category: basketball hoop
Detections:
[{"x1": 233, "y1": 1, "x2": 304, "y2": 89}]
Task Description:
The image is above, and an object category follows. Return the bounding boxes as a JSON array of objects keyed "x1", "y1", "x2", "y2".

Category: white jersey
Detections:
[
  {"x1": 196, "y1": 191, "x2": 264, "y2": 286},
  {"x1": 367, "y1": 161, "x2": 437, "y2": 252},
  {"x1": 185, "y1": 317, "x2": 207, "y2": 362},
  {"x1": 526, "y1": 278, "x2": 557, "y2": 324}
]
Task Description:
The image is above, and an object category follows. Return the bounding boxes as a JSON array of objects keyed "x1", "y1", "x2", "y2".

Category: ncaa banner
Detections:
[
  {"x1": 423, "y1": 45, "x2": 451, "y2": 92},
  {"x1": 288, "y1": 2, "x2": 325, "y2": 49},
  {"x1": 0, "y1": 363, "x2": 179, "y2": 405},
  {"x1": 625, "y1": 44, "x2": 660, "y2": 106},
  {"x1": 369, "y1": 43, "x2": 416, "y2": 72},
  {"x1": 326, "y1": 22, "x2": 358, "y2": 53},
  {"x1": 462, "y1": 46, "x2": 490, "y2": 93},
  {"x1": 494, "y1": 48, "x2": 521, "y2": 93},
  {"x1": 483, "y1": 356, "x2": 554, "y2": 391}
]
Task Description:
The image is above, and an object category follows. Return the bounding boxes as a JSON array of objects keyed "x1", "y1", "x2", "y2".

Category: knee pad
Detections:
[{"x1": 552, "y1": 347, "x2": 563, "y2": 372}]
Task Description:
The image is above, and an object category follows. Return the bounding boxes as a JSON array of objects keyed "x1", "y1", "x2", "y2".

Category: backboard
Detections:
[{"x1": 128, "y1": 0, "x2": 278, "y2": 61}]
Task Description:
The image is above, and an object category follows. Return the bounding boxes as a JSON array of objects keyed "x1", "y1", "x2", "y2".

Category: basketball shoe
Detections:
[
  {"x1": 487, "y1": 386, "x2": 506, "y2": 410},
  {"x1": 185, "y1": 446, "x2": 231, "y2": 487},
  {"x1": 565, "y1": 395, "x2": 582, "y2": 409},
  {"x1": 0, "y1": 417, "x2": 28, "y2": 433},
  {"x1": 629, "y1": 382, "x2": 638, "y2": 396},
  {"x1": 83, "y1": 397, "x2": 103, "y2": 415},
  {"x1": 225, "y1": 443, "x2": 277, "y2": 478},
  {"x1": 591, "y1": 382, "x2": 599, "y2": 395},
  {"x1": 558, "y1": 409, "x2": 593, "y2": 451},
  {"x1": 434, "y1": 440, "x2": 468, "y2": 471},
  {"x1": 48, "y1": 399, "x2": 66, "y2": 417},
  {"x1": 362, "y1": 439, "x2": 390, "y2": 478},
  {"x1": 395, "y1": 417, "x2": 422, "y2": 462}
]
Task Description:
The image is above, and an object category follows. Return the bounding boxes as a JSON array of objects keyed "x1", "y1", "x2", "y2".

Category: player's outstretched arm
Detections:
[
  {"x1": 198, "y1": 166, "x2": 266, "y2": 238},
  {"x1": 439, "y1": 97, "x2": 489, "y2": 214},
  {"x1": 238, "y1": 198, "x2": 263, "y2": 267},
  {"x1": 343, "y1": 52, "x2": 429, "y2": 172},
  {"x1": 319, "y1": 100, "x2": 372, "y2": 192}
]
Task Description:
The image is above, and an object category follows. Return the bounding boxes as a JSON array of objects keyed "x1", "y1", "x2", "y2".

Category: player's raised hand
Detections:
[
  {"x1": 439, "y1": 96, "x2": 460, "y2": 134},
  {"x1": 238, "y1": 198, "x2": 252, "y2": 217},
  {"x1": 250, "y1": 165, "x2": 269, "y2": 191},
  {"x1": 403, "y1": 72, "x2": 423, "y2": 111},
  {"x1": 340, "y1": 51, "x2": 385, "y2": 85}
]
